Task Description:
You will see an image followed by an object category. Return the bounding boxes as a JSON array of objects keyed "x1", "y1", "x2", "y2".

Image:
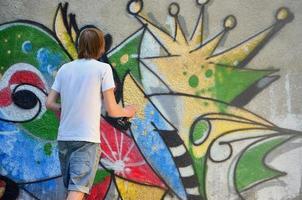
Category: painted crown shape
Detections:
[{"x1": 127, "y1": 0, "x2": 293, "y2": 107}]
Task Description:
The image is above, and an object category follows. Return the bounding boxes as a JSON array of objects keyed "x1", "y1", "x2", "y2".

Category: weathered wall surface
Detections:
[{"x1": 0, "y1": 0, "x2": 301, "y2": 199}]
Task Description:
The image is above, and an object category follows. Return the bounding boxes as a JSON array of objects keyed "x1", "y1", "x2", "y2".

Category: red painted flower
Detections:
[{"x1": 99, "y1": 118, "x2": 166, "y2": 188}]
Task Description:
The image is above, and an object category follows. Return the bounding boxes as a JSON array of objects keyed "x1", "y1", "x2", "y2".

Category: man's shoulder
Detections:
[
  {"x1": 59, "y1": 60, "x2": 76, "y2": 69},
  {"x1": 93, "y1": 60, "x2": 110, "y2": 67},
  {"x1": 64, "y1": 59, "x2": 79, "y2": 67},
  {"x1": 58, "y1": 59, "x2": 111, "y2": 73},
  {"x1": 92, "y1": 60, "x2": 111, "y2": 71}
]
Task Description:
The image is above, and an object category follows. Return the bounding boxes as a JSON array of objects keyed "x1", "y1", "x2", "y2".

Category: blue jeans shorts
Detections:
[{"x1": 58, "y1": 141, "x2": 101, "y2": 194}]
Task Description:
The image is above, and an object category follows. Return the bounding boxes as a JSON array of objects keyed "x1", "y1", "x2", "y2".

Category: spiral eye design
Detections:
[
  {"x1": 0, "y1": 63, "x2": 49, "y2": 123},
  {"x1": 0, "y1": 83, "x2": 47, "y2": 123},
  {"x1": 12, "y1": 89, "x2": 39, "y2": 110}
]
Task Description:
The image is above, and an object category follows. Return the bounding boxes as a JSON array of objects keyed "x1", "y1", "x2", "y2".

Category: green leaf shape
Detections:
[
  {"x1": 235, "y1": 136, "x2": 289, "y2": 192},
  {"x1": 107, "y1": 29, "x2": 144, "y2": 82},
  {"x1": 214, "y1": 64, "x2": 273, "y2": 102},
  {"x1": 214, "y1": 64, "x2": 274, "y2": 112}
]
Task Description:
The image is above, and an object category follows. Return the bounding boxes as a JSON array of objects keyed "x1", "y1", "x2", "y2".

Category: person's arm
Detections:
[
  {"x1": 45, "y1": 89, "x2": 61, "y2": 112},
  {"x1": 103, "y1": 88, "x2": 136, "y2": 118}
]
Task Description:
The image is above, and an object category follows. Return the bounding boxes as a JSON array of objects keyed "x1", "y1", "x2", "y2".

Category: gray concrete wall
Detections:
[{"x1": 0, "y1": 0, "x2": 301, "y2": 199}]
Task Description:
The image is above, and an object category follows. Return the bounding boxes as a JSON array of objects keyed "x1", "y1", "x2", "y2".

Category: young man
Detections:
[{"x1": 46, "y1": 28, "x2": 136, "y2": 200}]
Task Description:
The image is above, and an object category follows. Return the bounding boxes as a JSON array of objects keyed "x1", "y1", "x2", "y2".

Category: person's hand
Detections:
[{"x1": 124, "y1": 105, "x2": 137, "y2": 118}]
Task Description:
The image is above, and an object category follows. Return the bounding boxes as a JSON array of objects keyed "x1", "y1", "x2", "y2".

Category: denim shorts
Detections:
[{"x1": 57, "y1": 141, "x2": 101, "y2": 194}]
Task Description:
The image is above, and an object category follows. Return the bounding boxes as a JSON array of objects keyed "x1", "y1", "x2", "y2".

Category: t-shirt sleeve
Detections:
[
  {"x1": 51, "y1": 69, "x2": 61, "y2": 93},
  {"x1": 101, "y1": 65, "x2": 115, "y2": 92}
]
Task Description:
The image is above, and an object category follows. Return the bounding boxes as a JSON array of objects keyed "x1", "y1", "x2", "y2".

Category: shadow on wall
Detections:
[{"x1": 0, "y1": 0, "x2": 301, "y2": 200}]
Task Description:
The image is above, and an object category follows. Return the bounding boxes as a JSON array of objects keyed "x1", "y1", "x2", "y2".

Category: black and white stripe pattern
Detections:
[{"x1": 159, "y1": 130, "x2": 202, "y2": 200}]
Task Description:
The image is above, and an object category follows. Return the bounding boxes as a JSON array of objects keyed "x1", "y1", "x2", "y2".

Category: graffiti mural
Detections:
[{"x1": 0, "y1": 0, "x2": 301, "y2": 199}]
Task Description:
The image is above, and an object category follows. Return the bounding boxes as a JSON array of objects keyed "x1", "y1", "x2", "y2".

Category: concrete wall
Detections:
[{"x1": 0, "y1": 0, "x2": 301, "y2": 199}]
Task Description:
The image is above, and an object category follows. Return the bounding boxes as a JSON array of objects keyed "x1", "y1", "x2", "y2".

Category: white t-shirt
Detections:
[{"x1": 51, "y1": 59, "x2": 115, "y2": 143}]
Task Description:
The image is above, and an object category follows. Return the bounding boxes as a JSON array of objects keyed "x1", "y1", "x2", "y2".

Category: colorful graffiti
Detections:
[{"x1": 0, "y1": 0, "x2": 301, "y2": 199}]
